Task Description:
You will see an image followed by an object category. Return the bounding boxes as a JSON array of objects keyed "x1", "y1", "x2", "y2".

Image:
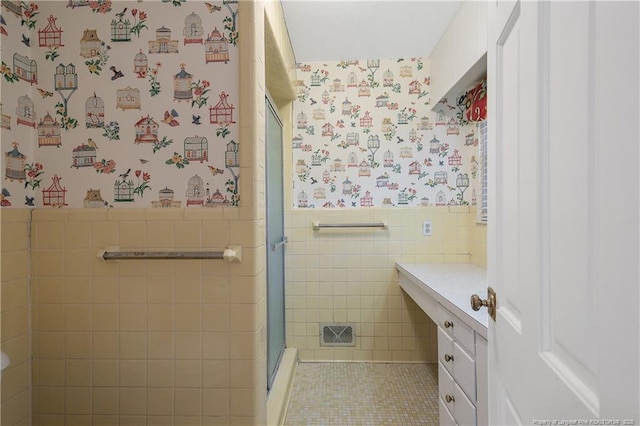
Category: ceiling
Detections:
[{"x1": 280, "y1": 0, "x2": 463, "y2": 63}]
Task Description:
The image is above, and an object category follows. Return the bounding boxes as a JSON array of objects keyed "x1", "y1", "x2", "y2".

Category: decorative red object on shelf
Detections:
[{"x1": 465, "y1": 79, "x2": 487, "y2": 122}]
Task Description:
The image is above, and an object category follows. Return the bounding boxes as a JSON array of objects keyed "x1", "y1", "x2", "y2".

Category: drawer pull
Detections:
[
  {"x1": 444, "y1": 320, "x2": 454, "y2": 328},
  {"x1": 445, "y1": 394, "x2": 455, "y2": 403},
  {"x1": 444, "y1": 353, "x2": 454, "y2": 362}
]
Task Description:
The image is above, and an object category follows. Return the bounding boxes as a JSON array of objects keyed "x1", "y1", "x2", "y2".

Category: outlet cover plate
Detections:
[{"x1": 423, "y1": 220, "x2": 432, "y2": 236}]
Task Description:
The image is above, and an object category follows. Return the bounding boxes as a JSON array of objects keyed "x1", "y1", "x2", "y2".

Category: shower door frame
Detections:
[{"x1": 265, "y1": 94, "x2": 286, "y2": 391}]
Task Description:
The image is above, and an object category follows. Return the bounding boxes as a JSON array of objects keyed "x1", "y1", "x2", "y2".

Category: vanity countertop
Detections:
[{"x1": 395, "y1": 263, "x2": 488, "y2": 338}]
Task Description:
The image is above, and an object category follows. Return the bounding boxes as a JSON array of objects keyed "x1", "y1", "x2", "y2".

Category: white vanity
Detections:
[{"x1": 396, "y1": 263, "x2": 488, "y2": 426}]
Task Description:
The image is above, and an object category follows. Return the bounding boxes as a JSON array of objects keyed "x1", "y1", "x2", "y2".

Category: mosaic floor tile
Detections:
[{"x1": 284, "y1": 362, "x2": 439, "y2": 426}]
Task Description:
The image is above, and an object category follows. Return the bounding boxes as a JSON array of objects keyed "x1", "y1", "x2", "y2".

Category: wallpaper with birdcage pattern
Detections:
[
  {"x1": 0, "y1": 0, "x2": 239, "y2": 209},
  {"x1": 292, "y1": 58, "x2": 481, "y2": 208}
]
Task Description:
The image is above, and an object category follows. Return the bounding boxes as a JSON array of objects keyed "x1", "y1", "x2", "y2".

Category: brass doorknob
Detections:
[
  {"x1": 444, "y1": 353, "x2": 453, "y2": 362},
  {"x1": 470, "y1": 287, "x2": 497, "y2": 321},
  {"x1": 470, "y1": 294, "x2": 487, "y2": 310},
  {"x1": 445, "y1": 394, "x2": 455, "y2": 403},
  {"x1": 444, "y1": 320, "x2": 454, "y2": 328}
]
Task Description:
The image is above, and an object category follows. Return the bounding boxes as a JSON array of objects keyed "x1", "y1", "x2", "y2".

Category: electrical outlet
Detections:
[{"x1": 422, "y1": 220, "x2": 432, "y2": 236}]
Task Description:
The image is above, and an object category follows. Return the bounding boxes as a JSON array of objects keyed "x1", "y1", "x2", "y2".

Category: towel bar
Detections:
[
  {"x1": 97, "y1": 246, "x2": 242, "y2": 262},
  {"x1": 312, "y1": 221, "x2": 388, "y2": 230}
]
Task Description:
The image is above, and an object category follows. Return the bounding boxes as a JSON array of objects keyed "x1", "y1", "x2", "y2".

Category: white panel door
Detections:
[{"x1": 488, "y1": 1, "x2": 639, "y2": 424}]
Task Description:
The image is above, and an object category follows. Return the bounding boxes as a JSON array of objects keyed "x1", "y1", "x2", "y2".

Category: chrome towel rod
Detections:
[
  {"x1": 312, "y1": 221, "x2": 388, "y2": 230},
  {"x1": 97, "y1": 246, "x2": 242, "y2": 262}
]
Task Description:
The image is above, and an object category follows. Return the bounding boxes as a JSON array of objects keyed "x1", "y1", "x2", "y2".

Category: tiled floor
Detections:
[{"x1": 284, "y1": 362, "x2": 439, "y2": 426}]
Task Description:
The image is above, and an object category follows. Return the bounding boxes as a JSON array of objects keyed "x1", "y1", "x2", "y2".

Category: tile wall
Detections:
[
  {"x1": 469, "y1": 216, "x2": 487, "y2": 267},
  {"x1": 281, "y1": 50, "x2": 487, "y2": 361},
  {"x1": 29, "y1": 205, "x2": 265, "y2": 425},
  {"x1": 18, "y1": 1, "x2": 270, "y2": 425},
  {"x1": 1, "y1": 209, "x2": 32, "y2": 426},
  {"x1": 283, "y1": 207, "x2": 478, "y2": 362}
]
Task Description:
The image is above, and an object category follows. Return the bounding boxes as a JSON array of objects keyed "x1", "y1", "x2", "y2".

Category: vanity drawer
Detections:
[
  {"x1": 453, "y1": 340, "x2": 476, "y2": 401},
  {"x1": 439, "y1": 363, "x2": 476, "y2": 426},
  {"x1": 438, "y1": 326, "x2": 455, "y2": 376},
  {"x1": 437, "y1": 303, "x2": 475, "y2": 355},
  {"x1": 439, "y1": 397, "x2": 457, "y2": 426},
  {"x1": 438, "y1": 327, "x2": 476, "y2": 401}
]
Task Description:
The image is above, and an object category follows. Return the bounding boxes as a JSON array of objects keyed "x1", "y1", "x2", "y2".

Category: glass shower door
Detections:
[{"x1": 266, "y1": 95, "x2": 286, "y2": 391}]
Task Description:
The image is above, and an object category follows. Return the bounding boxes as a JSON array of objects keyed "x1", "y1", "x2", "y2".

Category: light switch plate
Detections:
[{"x1": 422, "y1": 221, "x2": 432, "y2": 236}]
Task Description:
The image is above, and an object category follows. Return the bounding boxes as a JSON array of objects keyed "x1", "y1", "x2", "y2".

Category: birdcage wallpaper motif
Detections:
[
  {"x1": 375, "y1": 94, "x2": 389, "y2": 108},
  {"x1": 134, "y1": 115, "x2": 159, "y2": 144},
  {"x1": 429, "y1": 135, "x2": 440, "y2": 153},
  {"x1": 113, "y1": 179, "x2": 134, "y2": 202},
  {"x1": 43, "y1": 175, "x2": 68, "y2": 206},
  {"x1": 209, "y1": 92, "x2": 235, "y2": 124},
  {"x1": 1, "y1": 103, "x2": 11, "y2": 130},
  {"x1": 204, "y1": 28, "x2": 229, "y2": 64},
  {"x1": 16, "y1": 95, "x2": 36, "y2": 128},
  {"x1": 152, "y1": 187, "x2": 181, "y2": 208},
  {"x1": 111, "y1": 16, "x2": 131, "y2": 42},
  {"x1": 342, "y1": 178, "x2": 353, "y2": 195},
  {"x1": 186, "y1": 174, "x2": 205, "y2": 206},
  {"x1": 357, "y1": 80, "x2": 370, "y2": 97},
  {"x1": 360, "y1": 191, "x2": 373, "y2": 206},
  {"x1": 292, "y1": 57, "x2": 480, "y2": 208},
  {"x1": 383, "y1": 69, "x2": 394, "y2": 87},
  {"x1": 80, "y1": 29, "x2": 102, "y2": 58},
  {"x1": 149, "y1": 25, "x2": 179, "y2": 54},
  {"x1": 85, "y1": 93, "x2": 104, "y2": 128},
  {"x1": 418, "y1": 116, "x2": 432, "y2": 130},
  {"x1": 434, "y1": 171, "x2": 448, "y2": 185},
  {"x1": 38, "y1": 15, "x2": 64, "y2": 47},
  {"x1": 359, "y1": 111, "x2": 373, "y2": 128},
  {"x1": 292, "y1": 135, "x2": 303, "y2": 150},
  {"x1": 0, "y1": 1, "x2": 240, "y2": 208},
  {"x1": 133, "y1": 50, "x2": 149, "y2": 77},
  {"x1": 383, "y1": 150, "x2": 394, "y2": 167},
  {"x1": 5, "y1": 143, "x2": 26, "y2": 182},
  {"x1": 449, "y1": 149, "x2": 462, "y2": 166},
  {"x1": 225, "y1": 140, "x2": 239, "y2": 167},
  {"x1": 71, "y1": 143, "x2": 96, "y2": 168},
  {"x1": 399, "y1": 65, "x2": 412, "y2": 78},
  {"x1": 367, "y1": 135, "x2": 380, "y2": 150},
  {"x1": 116, "y1": 86, "x2": 141, "y2": 110},
  {"x1": 346, "y1": 133, "x2": 359, "y2": 146},
  {"x1": 408, "y1": 80, "x2": 421, "y2": 95},
  {"x1": 331, "y1": 78, "x2": 344, "y2": 92},
  {"x1": 297, "y1": 190, "x2": 308, "y2": 208},
  {"x1": 296, "y1": 112, "x2": 307, "y2": 129},
  {"x1": 54, "y1": 63, "x2": 78, "y2": 90},
  {"x1": 347, "y1": 152, "x2": 358, "y2": 168},
  {"x1": 173, "y1": 65, "x2": 193, "y2": 102},
  {"x1": 184, "y1": 136, "x2": 208, "y2": 162},
  {"x1": 38, "y1": 113, "x2": 62, "y2": 147},
  {"x1": 447, "y1": 118, "x2": 460, "y2": 135},
  {"x1": 83, "y1": 189, "x2": 105, "y2": 208},
  {"x1": 183, "y1": 12, "x2": 204, "y2": 45},
  {"x1": 205, "y1": 187, "x2": 230, "y2": 207},
  {"x1": 13, "y1": 53, "x2": 37, "y2": 85},
  {"x1": 347, "y1": 72, "x2": 357, "y2": 87},
  {"x1": 358, "y1": 160, "x2": 371, "y2": 177},
  {"x1": 376, "y1": 173, "x2": 390, "y2": 187}
]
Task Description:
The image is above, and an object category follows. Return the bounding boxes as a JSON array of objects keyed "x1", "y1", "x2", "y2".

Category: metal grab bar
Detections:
[
  {"x1": 97, "y1": 246, "x2": 242, "y2": 262},
  {"x1": 312, "y1": 221, "x2": 388, "y2": 230}
]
